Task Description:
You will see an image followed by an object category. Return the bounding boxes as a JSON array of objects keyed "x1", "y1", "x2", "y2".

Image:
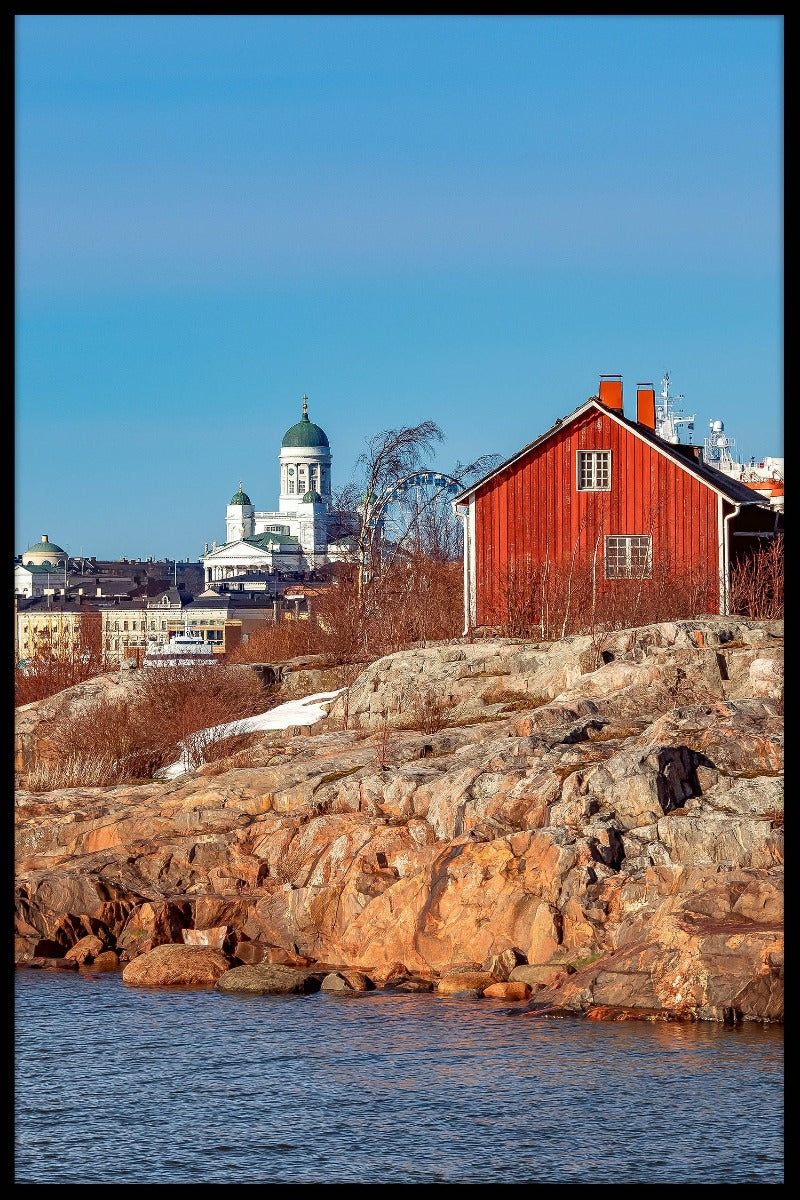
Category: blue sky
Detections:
[{"x1": 16, "y1": 14, "x2": 783, "y2": 562}]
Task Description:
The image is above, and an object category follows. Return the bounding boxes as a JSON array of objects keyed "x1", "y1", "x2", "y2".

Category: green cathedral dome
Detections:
[{"x1": 281, "y1": 396, "x2": 329, "y2": 449}]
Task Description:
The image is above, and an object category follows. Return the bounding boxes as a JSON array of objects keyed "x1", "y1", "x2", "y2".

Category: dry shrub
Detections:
[
  {"x1": 136, "y1": 662, "x2": 270, "y2": 773},
  {"x1": 27, "y1": 662, "x2": 271, "y2": 790},
  {"x1": 496, "y1": 531, "x2": 783, "y2": 640},
  {"x1": 363, "y1": 555, "x2": 463, "y2": 653},
  {"x1": 34, "y1": 695, "x2": 163, "y2": 789},
  {"x1": 499, "y1": 549, "x2": 719, "y2": 641},
  {"x1": 729, "y1": 533, "x2": 784, "y2": 620},
  {"x1": 330, "y1": 661, "x2": 363, "y2": 731},
  {"x1": 196, "y1": 731, "x2": 264, "y2": 775},
  {"x1": 228, "y1": 556, "x2": 463, "y2": 667},
  {"x1": 398, "y1": 682, "x2": 457, "y2": 733},
  {"x1": 15, "y1": 612, "x2": 108, "y2": 707},
  {"x1": 200, "y1": 729, "x2": 262, "y2": 764},
  {"x1": 228, "y1": 612, "x2": 322, "y2": 664},
  {"x1": 374, "y1": 717, "x2": 393, "y2": 768}
]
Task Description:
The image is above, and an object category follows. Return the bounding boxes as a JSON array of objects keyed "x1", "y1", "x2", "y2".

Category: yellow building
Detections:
[{"x1": 16, "y1": 599, "x2": 98, "y2": 666}]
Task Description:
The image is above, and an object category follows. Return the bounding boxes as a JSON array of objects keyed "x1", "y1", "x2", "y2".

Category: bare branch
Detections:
[
  {"x1": 450, "y1": 454, "x2": 502, "y2": 489},
  {"x1": 350, "y1": 421, "x2": 445, "y2": 597}
]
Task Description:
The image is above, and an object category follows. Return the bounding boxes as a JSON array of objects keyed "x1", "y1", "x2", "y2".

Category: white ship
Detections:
[
  {"x1": 655, "y1": 372, "x2": 783, "y2": 511},
  {"x1": 143, "y1": 621, "x2": 217, "y2": 667},
  {"x1": 654, "y1": 371, "x2": 697, "y2": 446}
]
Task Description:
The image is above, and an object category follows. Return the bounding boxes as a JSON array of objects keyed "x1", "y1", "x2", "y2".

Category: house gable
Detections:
[{"x1": 454, "y1": 399, "x2": 765, "y2": 510}]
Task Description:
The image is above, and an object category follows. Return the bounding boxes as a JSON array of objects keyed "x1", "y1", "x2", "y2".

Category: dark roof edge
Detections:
[{"x1": 452, "y1": 398, "x2": 770, "y2": 508}]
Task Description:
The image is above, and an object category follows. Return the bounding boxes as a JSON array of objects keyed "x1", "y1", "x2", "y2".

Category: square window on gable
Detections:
[{"x1": 577, "y1": 450, "x2": 611, "y2": 491}]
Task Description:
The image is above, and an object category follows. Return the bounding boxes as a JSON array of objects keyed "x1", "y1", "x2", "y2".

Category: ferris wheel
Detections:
[{"x1": 368, "y1": 470, "x2": 464, "y2": 569}]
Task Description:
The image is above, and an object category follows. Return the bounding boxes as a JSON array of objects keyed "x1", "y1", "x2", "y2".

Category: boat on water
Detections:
[
  {"x1": 143, "y1": 622, "x2": 217, "y2": 667},
  {"x1": 655, "y1": 372, "x2": 783, "y2": 511}
]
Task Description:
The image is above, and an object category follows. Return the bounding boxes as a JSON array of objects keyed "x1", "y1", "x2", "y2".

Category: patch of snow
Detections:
[{"x1": 157, "y1": 688, "x2": 346, "y2": 780}]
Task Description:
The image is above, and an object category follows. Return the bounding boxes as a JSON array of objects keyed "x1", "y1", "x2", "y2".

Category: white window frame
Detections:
[
  {"x1": 576, "y1": 450, "x2": 612, "y2": 491},
  {"x1": 604, "y1": 534, "x2": 652, "y2": 579}
]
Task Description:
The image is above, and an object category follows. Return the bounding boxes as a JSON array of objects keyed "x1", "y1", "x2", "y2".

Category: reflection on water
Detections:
[{"x1": 15, "y1": 970, "x2": 783, "y2": 1184}]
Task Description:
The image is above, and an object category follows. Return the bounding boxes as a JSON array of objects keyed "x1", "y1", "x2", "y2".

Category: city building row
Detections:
[
  {"x1": 15, "y1": 396, "x2": 355, "y2": 665},
  {"x1": 15, "y1": 585, "x2": 314, "y2": 667}
]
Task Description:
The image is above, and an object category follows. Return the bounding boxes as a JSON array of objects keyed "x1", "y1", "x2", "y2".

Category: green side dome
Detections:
[
  {"x1": 230, "y1": 481, "x2": 251, "y2": 505},
  {"x1": 302, "y1": 489, "x2": 323, "y2": 503},
  {"x1": 24, "y1": 534, "x2": 66, "y2": 560},
  {"x1": 281, "y1": 396, "x2": 329, "y2": 448}
]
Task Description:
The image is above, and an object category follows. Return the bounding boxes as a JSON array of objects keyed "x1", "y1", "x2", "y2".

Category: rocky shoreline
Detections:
[{"x1": 15, "y1": 616, "x2": 783, "y2": 1024}]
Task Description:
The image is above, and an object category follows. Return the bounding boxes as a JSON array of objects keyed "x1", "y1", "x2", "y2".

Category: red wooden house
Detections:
[{"x1": 452, "y1": 375, "x2": 782, "y2": 634}]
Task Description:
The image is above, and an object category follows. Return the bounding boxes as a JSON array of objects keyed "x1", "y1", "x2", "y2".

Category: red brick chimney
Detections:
[
  {"x1": 598, "y1": 374, "x2": 623, "y2": 412},
  {"x1": 636, "y1": 382, "x2": 656, "y2": 430}
]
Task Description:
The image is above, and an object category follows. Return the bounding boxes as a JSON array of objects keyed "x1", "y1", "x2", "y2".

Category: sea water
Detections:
[{"x1": 14, "y1": 969, "x2": 783, "y2": 1185}]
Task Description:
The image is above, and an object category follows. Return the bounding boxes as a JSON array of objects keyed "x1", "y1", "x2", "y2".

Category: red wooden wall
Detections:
[{"x1": 473, "y1": 407, "x2": 722, "y2": 626}]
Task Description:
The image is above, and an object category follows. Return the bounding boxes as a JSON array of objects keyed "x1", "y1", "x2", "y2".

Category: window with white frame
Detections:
[
  {"x1": 577, "y1": 450, "x2": 611, "y2": 491},
  {"x1": 605, "y1": 535, "x2": 652, "y2": 579}
]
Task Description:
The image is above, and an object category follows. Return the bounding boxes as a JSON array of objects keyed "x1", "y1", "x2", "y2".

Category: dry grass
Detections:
[
  {"x1": 395, "y1": 683, "x2": 458, "y2": 734},
  {"x1": 480, "y1": 684, "x2": 547, "y2": 712},
  {"x1": 23, "y1": 662, "x2": 271, "y2": 791},
  {"x1": 22, "y1": 751, "x2": 135, "y2": 792},
  {"x1": 585, "y1": 723, "x2": 647, "y2": 743},
  {"x1": 316, "y1": 766, "x2": 363, "y2": 787}
]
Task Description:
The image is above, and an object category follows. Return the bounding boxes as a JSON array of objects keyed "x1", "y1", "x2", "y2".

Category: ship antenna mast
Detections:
[{"x1": 655, "y1": 371, "x2": 695, "y2": 445}]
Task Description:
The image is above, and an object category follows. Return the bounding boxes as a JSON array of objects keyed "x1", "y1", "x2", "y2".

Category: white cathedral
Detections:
[{"x1": 201, "y1": 396, "x2": 348, "y2": 588}]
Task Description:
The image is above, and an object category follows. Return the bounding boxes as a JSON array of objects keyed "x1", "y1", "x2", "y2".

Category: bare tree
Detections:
[
  {"x1": 349, "y1": 420, "x2": 445, "y2": 598},
  {"x1": 326, "y1": 486, "x2": 362, "y2": 554},
  {"x1": 352, "y1": 441, "x2": 502, "y2": 588}
]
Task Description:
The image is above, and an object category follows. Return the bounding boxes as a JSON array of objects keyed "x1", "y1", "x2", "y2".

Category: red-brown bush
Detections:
[
  {"x1": 24, "y1": 662, "x2": 271, "y2": 791},
  {"x1": 15, "y1": 612, "x2": 108, "y2": 707},
  {"x1": 228, "y1": 556, "x2": 463, "y2": 666}
]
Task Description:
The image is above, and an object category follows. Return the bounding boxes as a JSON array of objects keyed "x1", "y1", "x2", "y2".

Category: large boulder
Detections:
[
  {"x1": 214, "y1": 963, "x2": 322, "y2": 995},
  {"x1": 121, "y1": 943, "x2": 230, "y2": 987}
]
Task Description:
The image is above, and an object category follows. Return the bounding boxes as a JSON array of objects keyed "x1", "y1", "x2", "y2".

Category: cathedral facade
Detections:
[{"x1": 201, "y1": 397, "x2": 341, "y2": 587}]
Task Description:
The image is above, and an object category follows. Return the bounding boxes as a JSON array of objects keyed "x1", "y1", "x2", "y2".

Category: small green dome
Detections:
[
  {"x1": 282, "y1": 395, "x2": 329, "y2": 449},
  {"x1": 302, "y1": 489, "x2": 323, "y2": 503},
  {"x1": 230, "y1": 481, "x2": 251, "y2": 505}
]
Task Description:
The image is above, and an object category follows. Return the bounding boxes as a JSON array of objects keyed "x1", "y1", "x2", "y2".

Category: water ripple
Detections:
[{"x1": 15, "y1": 971, "x2": 783, "y2": 1184}]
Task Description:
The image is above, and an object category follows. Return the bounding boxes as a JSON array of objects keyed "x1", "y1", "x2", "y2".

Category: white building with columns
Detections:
[{"x1": 201, "y1": 396, "x2": 338, "y2": 587}]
